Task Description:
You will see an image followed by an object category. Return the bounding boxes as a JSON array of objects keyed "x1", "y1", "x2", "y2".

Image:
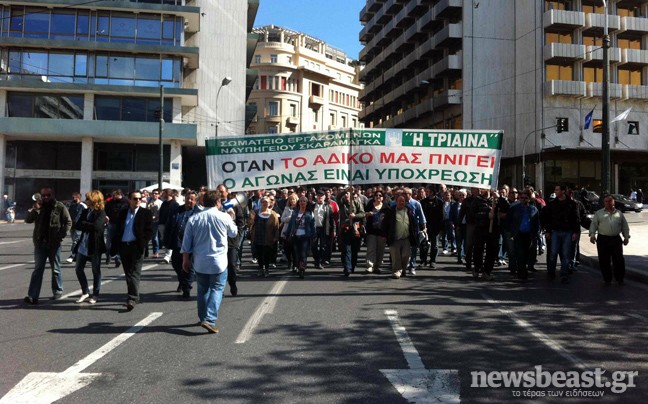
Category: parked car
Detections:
[
  {"x1": 574, "y1": 190, "x2": 601, "y2": 214},
  {"x1": 612, "y1": 194, "x2": 643, "y2": 213}
]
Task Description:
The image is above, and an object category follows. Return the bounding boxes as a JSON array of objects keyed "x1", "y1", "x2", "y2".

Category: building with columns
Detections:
[
  {"x1": 359, "y1": 0, "x2": 648, "y2": 195},
  {"x1": 0, "y1": 0, "x2": 259, "y2": 211},
  {"x1": 248, "y1": 25, "x2": 363, "y2": 135}
]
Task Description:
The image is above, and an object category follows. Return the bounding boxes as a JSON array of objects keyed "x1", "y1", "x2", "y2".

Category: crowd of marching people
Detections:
[{"x1": 21, "y1": 181, "x2": 630, "y2": 332}]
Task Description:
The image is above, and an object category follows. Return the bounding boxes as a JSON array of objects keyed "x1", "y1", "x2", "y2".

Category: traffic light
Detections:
[{"x1": 556, "y1": 118, "x2": 568, "y2": 133}]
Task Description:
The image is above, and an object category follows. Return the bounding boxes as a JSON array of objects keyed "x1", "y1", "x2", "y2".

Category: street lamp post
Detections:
[
  {"x1": 158, "y1": 85, "x2": 164, "y2": 191},
  {"x1": 601, "y1": 0, "x2": 611, "y2": 194},
  {"x1": 215, "y1": 76, "x2": 232, "y2": 137},
  {"x1": 521, "y1": 125, "x2": 557, "y2": 189}
]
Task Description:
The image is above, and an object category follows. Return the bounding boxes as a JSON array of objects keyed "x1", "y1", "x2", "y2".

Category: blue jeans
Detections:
[
  {"x1": 75, "y1": 253, "x2": 102, "y2": 296},
  {"x1": 295, "y1": 235, "x2": 311, "y2": 268},
  {"x1": 341, "y1": 231, "x2": 360, "y2": 272},
  {"x1": 28, "y1": 243, "x2": 63, "y2": 299},
  {"x1": 548, "y1": 230, "x2": 573, "y2": 278},
  {"x1": 150, "y1": 222, "x2": 160, "y2": 255},
  {"x1": 196, "y1": 270, "x2": 228, "y2": 326}
]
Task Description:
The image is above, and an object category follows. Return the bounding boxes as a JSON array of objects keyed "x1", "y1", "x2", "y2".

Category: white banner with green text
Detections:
[{"x1": 205, "y1": 129, "x2": 503, "y2": 191}]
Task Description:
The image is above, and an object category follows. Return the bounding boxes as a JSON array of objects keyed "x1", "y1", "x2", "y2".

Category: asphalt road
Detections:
[{"x1": 1, "y1": 220, "x2": 647, "y2": 403}]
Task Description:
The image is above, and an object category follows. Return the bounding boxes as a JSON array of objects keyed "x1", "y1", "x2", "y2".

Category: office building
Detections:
[
  {"x1": 0, "y1": 0, "x2": 259, "y2": 210},
  {"x1": 359, "y1": 0, "x2": 648, "y2": 194}
]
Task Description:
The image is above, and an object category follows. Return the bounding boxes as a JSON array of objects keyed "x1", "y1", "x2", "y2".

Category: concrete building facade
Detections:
[
  {"x1": 248, "y1": 25, "x2": 363, "y2": 135},
  {"x1": 359, "y1": 0, "x2": 648, "y2": 195},
  {"x1": 0, "y1": 0, "x2": 259, "y2": 212}
]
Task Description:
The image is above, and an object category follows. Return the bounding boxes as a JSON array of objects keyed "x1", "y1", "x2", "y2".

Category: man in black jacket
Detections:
[
  {"x1": 111, "y1": 191, "x2": 153, "y2": 311},
  {"x1": 420, "y1": 186, "x2": 443, "y2": 269},
  {"x1": 543, "y1": 184, "x2": 581, "y2": 284},
  {"x1": 104, "y1": 189, "x2": 128, "y2": 267}
]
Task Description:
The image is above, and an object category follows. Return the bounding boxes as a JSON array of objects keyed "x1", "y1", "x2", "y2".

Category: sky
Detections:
[{"x1": 255, "y1": 0, "x2": 365, "y2": 59}]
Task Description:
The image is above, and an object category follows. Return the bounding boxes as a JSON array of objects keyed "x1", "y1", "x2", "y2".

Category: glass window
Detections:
[
  {"x1": 48, "y1": 53, "x2": 74, "y2": 78},
  {"x1": 22, "y1": 51, "x2": 48, "y2": 75},
  {"x1": 122, "y1": 98, "x2": 146, "y2": 121},
  {"x1": 24, "y1": 8, "x2": 49, "y2": 38},
  {"x1": 8, "y1": 50, "x2": 21, "y2": 74},
  {"x1": 161, "y1": 58, "x2": 173, "y2": 81},
  {"x1": 255, "y1": 55, "x2": 261, "y2": 63},
  {"x1": 51, "y1": 11, "x2": 75, "y2": 39},
  {"x1": 270, "y1": 54, "x2": 277, "y2": 63},
  {"x1": 111, "y1": 13, "x2": 136, "y2": 41},
  {"x1": 109, "y1": 55, "x2": 135, "y2": 79},
  {"x1": 137, "y1": 15, "x2": 161, "y2": 44},
  {"x1": 269, "y1": 101, "x2": 279, "y2": 116},
  {"x1": 96, "y1": 55, "x2": 108, "y2": 77},
  {"x1": 96, "y1": 13, "x2": 110, "y2": 41},
  {"x1": 76, "y1": 12, "x2": 89, "y2": 39},
  {"x1": 545, "y1": 32, "x2": 572, "y2": 44},
  {"x1": 619, "y1": 69, "x2": 641, "y2": 85},
  {"x1": 7, "y1": 93, "x2": 32, "y2": 117},
  {"x1": 546, "y1": 64, "x2": 573, "y2": 80},
  {"x1": 9, "y1": 7, "x2": 24, "y2": 37},
  {"x1": 135, "y1": 57, "x2": 160, "y2": 80},
  {"x1": 162, "y1": 16, "x2": 175, "y2": 43},
  {"x1": 75, "y1": 54, "x2": 88, "y2": 77},
  {"x1": 584, "y1": 66, "x2": 603, "y2": 83},
  {"x1": 95, "y1": 96, "x2": 121, "y2": 120}
]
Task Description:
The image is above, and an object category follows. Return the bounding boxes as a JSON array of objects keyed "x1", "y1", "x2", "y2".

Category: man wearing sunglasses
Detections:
[
  {"x1": 24, "y1": 187, "x2": 72, "y2": 305},
  {"x1": 111, "y1": 191, "x2": 153, "y2": 311}
]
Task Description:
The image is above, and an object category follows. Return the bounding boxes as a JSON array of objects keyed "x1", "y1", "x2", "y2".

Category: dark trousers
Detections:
[
  {"x1": 341, "y1": 230, "x2": 361, "y2": 272},
  {"x1": 422, "y1": 229, "x2": 440, "y2": 263},
  {"x1": 255, "y1": 244, "x2": 273, "y2": 269},
  {"x1": 473, "y1": 229, "x2": 499, "y2": 275},
  {"x1": 171, "y1": 248, "x2": 195, "y2": 292},
  {"x1": 513, "y1": 233, "x2": 534, "y2": 279},
  {"x1": 312, "y1": 227, "x2": 329, "y2": 265},
  {"x1": 464, "y1": 223, "x2": 476, "y2": 270},
  {"x1": 455, "y1": 224, "x2": 465, "y2": 262},
  {"x1": 596, "y1": 235, "x2": 625, "y2": 283},
  {"x1": 227, "y1": 247, "x2": 237, "y2": 287},
  {"x1": 119, "y1": 243, "x2": 145, "y2": 302}
]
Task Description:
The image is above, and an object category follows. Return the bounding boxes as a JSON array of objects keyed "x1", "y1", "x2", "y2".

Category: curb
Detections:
[{"x1": 579, "y1": 253, "x2": 648, "y2": 284}]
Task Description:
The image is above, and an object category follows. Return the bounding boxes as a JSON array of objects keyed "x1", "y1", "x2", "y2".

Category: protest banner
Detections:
[{"x1": 205, "y1": 129, "x2": 503, "y2": 191}]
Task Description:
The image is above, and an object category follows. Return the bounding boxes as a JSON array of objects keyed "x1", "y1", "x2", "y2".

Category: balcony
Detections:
[
  {"x1": 583, "y1": 13, "x2": 620, "y2": 35},
  {"x1": 618, "y1": 16, "x2": 648, "y2": 39},
  {"x1": 623, "y1": 84, "x2": 648, "y2": 101},
  {"x1": 544, "y1": 80, "x2": 587, "y2": 97},
  {"x1": 309, "y1": 95, "x2": 325, "y2": 107},
  {"x1": 431, "y1": 53, "x2": 462, "y2": 77},
  {"x1": 416, "y1": 98, "x2": 434, "y2": 117},
  {"x1": 585, "y1": 45, "x2": 621, "y2": 64},
  {"x1": 286, "y1": 116, "x2": 299, "y2": 126},
  {"x1": 433, "y1": 89, "x2": 462, "y2": 110},
  {"x1": 543, "y1": 43, "x2": 587, "y2": 63},
  {"x1": 434, "y1": 22, "x2": 463, "y2": 48},
  {"x1": 435, "y1": 0, "x2": 462, "y2": 20},
  {"x1": 620, "y1": 49, "x2": 648, "y2": 69},
  {"x1": 543, "y1": 10, "x2": 585, "y2": 33},
  {"x1": 587, "y1": 82, "x2": 623, "y2": 99},
  {"x1": 359, "y1": 3, "x2": 374, "y2": 23},
  {"x1": 265, "y1": 114, "x2": 282, "y2": 123}
]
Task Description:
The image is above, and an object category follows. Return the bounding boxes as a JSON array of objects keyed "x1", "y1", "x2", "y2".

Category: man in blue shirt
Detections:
[
  {"x1": 181, "y1": 190, "x2": 237, "y2": 334},
  {"x1": 403, "y1": 187, "x2": 426, "y2": 275}
]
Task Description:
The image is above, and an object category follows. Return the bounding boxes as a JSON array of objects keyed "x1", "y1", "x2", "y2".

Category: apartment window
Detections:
[
  {"x1": 260, "y1": 76, "x2": 267, "y2": 90},
  {"x1": 268, "y1": 126, "x2": 278, "y2": 134},
  {"x1": 330, "y1": 113, "x2": 336, "y2": 126},
  {"x1": 546, "y1": 64, "x2": 573, "y2": 81},
  {"x1": 352, "y1": 118, "x2": 357, "y2": 128},
  {"x1": 545, "y1": 32, "x2": 573, "y2": 45},
  {"x1": 617, "y1": 39, "x2": 640, "y2": 50},
  {"x1": 582, "y1": 4, "x2": 604, "y2": 14},
  {"x1": 281, "y1": 77, "x2": 286, "y2": 91},
  {"x1": 255, "y1": 54, "x2": 261, "y2": 63},
  {"x1": 268, "y1": 101, "x2": 279, "y2": 116},
  {"x1": 270, "y1": 54, "x2": 277, "y2": 63},
  {"x1": 287, "y1": 56, "x2": 292, "y2": 64},
  {"x1": 545, "y1": 1, "x2": 571, "y2": 11},
  {"x1": 274, "y1": 76, "x2": 280, "y2": 90},
  {"x1": 312, "y1": 108, "x2": 318, "y2": 123},
  {"x1": 94, "y1": 96, "x2": 172, "y2": 122},
  {"x1": 584, "y1": 66, "x2": 603, "y2": 83},
  {"x1": 341, "y1": 115, "x2": 347, "y2": 128},
  {"x1": 290, "y1": 104, "x2": 297, "y2": 117},
  {"x1": 619, "y1": 69, "x2": 642, "y2": 85},
  {"x1": 311, "y1": 83, "x2": 322, "y2": 97}
]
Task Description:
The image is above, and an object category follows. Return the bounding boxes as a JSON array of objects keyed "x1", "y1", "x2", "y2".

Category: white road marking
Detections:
[
  {"x1": 235, "y1": 279, "x2": 288, "y2": 344},
  {"x1": 0, "y1": 263, "x2": 25, "y2": 271},
  {"x1": 381, "y1": 309, "x2": 460, "y2": 403},
  {"x1": 0, "y1": 240, "x2": 27, "y2": 245},
  {"x1": 61, "y1": 264, "x2": 158, "y2": 299},
  {"x1": 482, "y1": 293, "x2": 589, "y2": 369},
  {"x1": 0, "y1": 312, "x2": 163, "y2": 404}
]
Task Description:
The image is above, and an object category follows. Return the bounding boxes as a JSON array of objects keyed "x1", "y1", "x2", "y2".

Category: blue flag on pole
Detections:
[{"x1": 584, "y1": 107, "x2": 595, "y2": 130}]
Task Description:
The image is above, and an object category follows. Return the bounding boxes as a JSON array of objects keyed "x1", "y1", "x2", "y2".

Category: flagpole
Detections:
[{"x1": 602, "y1": 0, "x2": 611, "y2": 194}]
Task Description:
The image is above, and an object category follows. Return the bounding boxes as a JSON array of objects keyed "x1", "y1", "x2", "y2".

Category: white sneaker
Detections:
[
  {"x1": 392, "y1": 270, "x2": 402, "y2": 279},
  {"x1": 66, "y1": 256, "x2": 74, "y2": 263},
  {"x1": 75, "y1": 294, "x2": 89, "y2": 303},
  {"x1": 410, "y1": 268, "x2": 416, "y2": 276},
  {"x1": 442, "y1": 250, "x2": 449, "y2": 255},
  {"x1": 251, "y1": 258, "x2": 258, "y2": 264},
  {"x1": 163, "y1": 255, "x2": 171, "y2": 264},
  {"x1": 88, "y1": 296, "x2": 97, "y2": 304}
]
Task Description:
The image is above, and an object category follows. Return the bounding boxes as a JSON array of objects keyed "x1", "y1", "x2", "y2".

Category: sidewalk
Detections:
[{"x1": 578, "y1": 212, "x2": 648, "y2": 283}]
